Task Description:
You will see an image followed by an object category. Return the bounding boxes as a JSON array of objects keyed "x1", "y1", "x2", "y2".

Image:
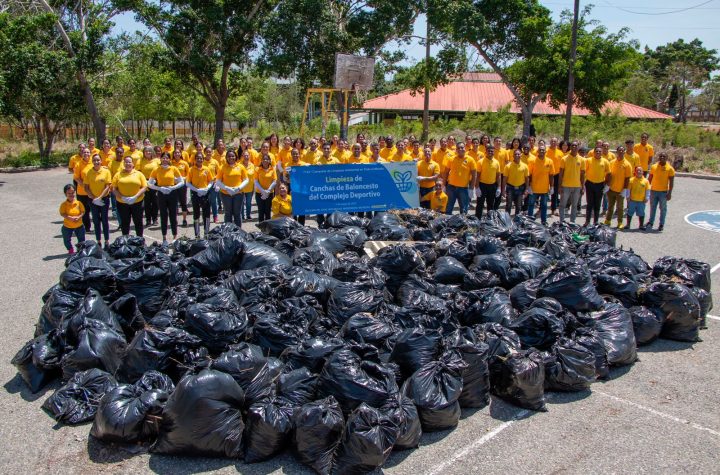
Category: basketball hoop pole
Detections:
[{"x1": 340, "y1": 85, "x2": 355, "y2": 141}]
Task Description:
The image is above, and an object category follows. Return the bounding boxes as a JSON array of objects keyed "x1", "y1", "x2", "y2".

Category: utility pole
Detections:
[
  {"x1": 421, "y1": 19, "x2": 432, "y2": 142},
  {"x1": 563, "y1": 0, "x2": 580, "y2": 141}
]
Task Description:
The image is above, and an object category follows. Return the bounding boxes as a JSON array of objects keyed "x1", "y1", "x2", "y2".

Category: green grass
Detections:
[{"x1": 0, "y1": 150, "x2": 68, "y2": 168}]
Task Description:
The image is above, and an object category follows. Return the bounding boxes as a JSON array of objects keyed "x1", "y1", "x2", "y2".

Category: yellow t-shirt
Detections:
[
  {"x1": 432, "y1": 149, "x2": 453, "y2": 172},
  {"x1": 171, "y1": 159, "x2": 190, "y2": 178},
  {"x1": 109, "y1": 158, "x2": 124, "y2": 179},
  {"x1": 187, "y1": 165, "x2": 215, "y2": 189},
  {"x1": 379, "y1": 146, "x2": 396, "y2": 160},
  {"x1": 468, "y1": 148, "x2": 485, "y2": 162},
  {"x1": 634, "y1": 143, "x2": 654, "y2": 171},
  {"x1": 314, "y1": 155, "x2": 340, "y2": 165},
  {"x1": 629, "y1": 176, "x2": 650, "y2": 202},
  {"x1": 625, "y1": 151, "x2": 640, "y2": 170},
  {"x1": 128, "y1": 150, "x2": 143, "y2": 163},
  {"x1": 255, "y1": 166, "x2": 277, "y2": 192},
  {"x1": 493, "y1": 149, "x2": 507, "y2": 172},
  {"x1": 418, "y1": 160, "x2": 441, "y2": 188},
  {"x1": 59, "y1": 199, "x2": 85, "y2": 229},
  {"x1": 602, "y1": 152, "x2": 616, "y2": 162},
  {"x1": 112, "y1": 169, "x2": 148, "y2": 204},
  {"x1": 560, "y1": 154, "x2": 584, "y2": 188},
  {"x1": 271, "y1": 195, "x2": 293, "y2": 218},
  {"x1": 504, "y1": 162, "x2": 529, "y2": 187},
  {"x1": 68, "y1": 154, "x2": 82, "y2": 171},
  {"x1": 409, "y1": 149, "x2": 423, "y2": 161},
  {"x1": 446, "y1": 156, "x2": 477, "y2": 187},
  {"x1": 421, "y1": 191, "x2": 448, "y2": 213},
  {"x1": 136, "y1": 157, "x2": 160, "y2": 180},
  {"x1": 212, "y1": 150, "x2": 227, "y2": 166},
  {"x1": 278, "y1": 147, "x2": 294, "y2": 167},
  {"x1": 217, "y1": 163, "x2": 249, "y2": 194},
  {"x1": 150, "y1": 165, "x2": 182, "y2": 187},
  {"x1": 585, "y1": 157, "x2": 611, "y2": 184},
  {"x1": 528, "y1": 157, "x2": 555, "y2": 193},
  {"x1": 98, "y1": 149, "x2": 115, "y2": 166},
  {"x1": 73, "y1": 159, "x2": 94, "y2": 196},
  {"x1": 608, "y1": 158, "x2": 632, "y2": 193},
  {"x1": 390, "y1": 151, "x2": 413, "y2": 162},
  {"x1": 84, "y1": 167, "x2": 112, "y2": 198},
  {"x1": 332, "y1": 149, "x2": 351, "y2": 164},
  {"x1": 478, "y1": 157, "x2": 501, "y2": 185},
  {"x1": 346, "y1": 154, "x2": 368, "y2": 164},
  {"x1": 650, "y1": 163, "x2": 675, "y2": 192},
  {"x1": 241, "y1": 162, "x2": 256, "y2": 193},
  {"x1": 546, "y1": 148, "x2": 564, "y2": 175},
  {"x1": 303, "y1": 149, "x2": 321, "y2": 165},
  {"x1": 203, "y1": 158, "x2": 220, "y2": 176},
  {"x1": 520, "y1": 152, "x2": 535, "y2": 166}
]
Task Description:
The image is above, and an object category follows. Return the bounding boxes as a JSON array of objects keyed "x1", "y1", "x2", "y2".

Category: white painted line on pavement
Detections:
[
  {"x1": 426, "y1": 409, "x2": 531, "y2": 475},
  {"x1": 596, "y1": 390, "x2": 720, "y2": 437},
  {"x1": 706, "y1": 314, "x2": 720, "y2": 321},
  {"x1": 711, "y1": 262, "x2": 720, "y2": 274}
]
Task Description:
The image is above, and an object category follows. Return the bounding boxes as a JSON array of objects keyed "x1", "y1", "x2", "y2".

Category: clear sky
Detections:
[{"x1": 113, "y1": 0, "x2": 720, "y2": 68}]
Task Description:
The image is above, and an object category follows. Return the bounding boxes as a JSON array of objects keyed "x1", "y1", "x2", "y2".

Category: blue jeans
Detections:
[
  {"x1": 527, "y1": 192, "x2": 549, "y2": 224},
  {"x1": 61, "y1": 225, "x2": 85, "y2": 250},
  {"x1": 627, "y1": 200, "x2": 645, "y2": 217},
  {"x1": 90, "y1": 197, "x2": 110, "y2": 242},
  {"x1": 446, "y1": 184, "x2": 469, "y2": 215},
  {"x1": 221, "y1": 193, "x2": 243, "y2": 225},
  {"x1": 648, "y1": 191, "x2": 667, "y2": 226},
  {"x1": 208, "y1": 187, "x2": 219, "y2": 218},
  {"x1": 243, "y1": 192, "x2": 253, "y2": 220}
]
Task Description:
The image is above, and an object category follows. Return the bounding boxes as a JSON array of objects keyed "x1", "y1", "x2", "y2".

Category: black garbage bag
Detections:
[
  {"x1": 372, "y1": 245, "x2": 426, "y2": 293},
  {"x1": 292, "y1": 396, "x2": 345, "y2": 475},
  {"x1": 461, "y1": 287, "x2": 516, "y2": 327},
  {"x1": 479, "y1": 210, "x2": 515, "y2": 238},
  {"x1": 36, "y1": 285, "x2": 84, "y2": 337},
  {"x1": 42, "y1": 368, "x2": 118, "y2": 424},
  {"x1": 543, "y1": 237, "x2": 572, "y2": 260},
  {"x1": 689, "y1": 286, "x2": 713, "y2": 328},
  {"x1": 573, "y1": 328, "x2": 610, "y2": 380},
  {"x1": 276, "y1": 367, "x2": 318, "y2": 406},
  {"x1": 281, "y1": 266, "x2": 340, "y2": 304},
  {"x1": 184, "y1": 303, "x2": 248, "y2": 353},
  {"x1": 390, "y1": 327, "x2": 442, "y2": 380},
  {"x1": 238, "y1": 241, "x2": 292, "y2": 270},
  {"x1": 595, "y1": 267, "x2": 639, "y2": 307},
  {"x1": 326, "y1": 211, "x2": 369, "y2": 229},
  {"x1": 11, "y1": 330, "x2": 63, "y2": 393},
  {"x1": 508, "y1": 306, "x2": 566, "y2": 351},
  {"x1": 108, "y1": 235, "x2": 146, "y2": 259},
  {"x1": 327, "y1": 282, "x2": 387, "y2": 326},
  {"x1": 444, "y1": 327, "x2": 490, "y2": 409},
  {"x1": 538, "y1": 259, "x2": 604, "y2": 312},
  {"x1": 293, "y1": 245, "x2": 340, "y2": 276},
  {"x1": 258, "y1": 216, "x2": 302, "y2": 239},
  {"x1": 332, "y1": 263, "x2": 386, "y2": 289},
  {"x1": 543, "y1": 338, "x2": 596, "y2": 392},
  {"x1": 577, "y1": 303, "x2": 637, "y2": 366},
  {"x1": 511, "y1": 246, "x2": 552, "y2": 278},
  {"x1": 135, "y1": 370, "x2": 175, "y2": 393},
  {"x1": 108, "y1": 293, "x2": 146, "y2": 340},
  {"x1": 281, "y1": 337, "x2": 346, "y2": 374},
  {"x1": 585, "y1": 224, "x2": 617, "y2": 246},
  {"x1": 474, "y1": 323, "x2": 522, "y2": 363},
  {"x1": 114, "y1": 251, "x2": 172, "y2": 316},
  {"x1": 489, "y1": 349, "x2": 546, "y2": 411},
  {"x1": 318, "y1": 349, "x2": 399, "y2": 414},
  {"x1": 340, "y1": 313, "x2": 396, "y2": 349},
  {"x1": 370, "y1": 223, "x2": 412, "y2": 241},
  {"x1": 62, "y1": 288, "x2": 123, "y2": 347},
  {"x1": 65, "y1": 240, "x2": 105, "y2": 267},
  {"x1": 60, "y1": 257, "x2": 116, "y2": 295},
  {"x1": 470, "y1": 254, "x2": 512, "y2": 287},
  {"x1": 152, "y1": 369, "x2": 245, "y2": 457},
  {"x1": 629, "y1": 306, "x2": 664, "y2": 345},
  {"x1": 251, "y1": 310, "x2": 310, "y2": 356},
  {"x1": 61, "y1": 319, "x2": 127, "y2": 380},
  {"x1": 212, "y1": 343, "x2": 275, "y2": 407},
  {"x1": 472, "y1": 235, "x2": 505, "y2": 255},
  {"x1": 433, "y1": 256, "x2": 469, "y2": 284},
  {"x1": 333, "y1": 403, "x2": 398, "y2": 475},
  {"x1": 509, "y1": 278, "x2": 541, "y2": 312},
  {"x1": 250, "y1": 232, "x2": 280, "y2": 248},
  {"x1": 652, "y1": 256, "x2": 711, "y2": 292},
  {"x1": 224, "y1": 266, "x2": 284, "y2": 307},
  {"x1": 413, "y1": 228, "x2": 435, "y2": 241},
  {"x1": 401, "y1": 350, "x2": 467, "y2": 431},
  {"x1": 642, "y1": 282, "x2": 702, "y2": 342},
  {"x1": 306, "y1": 231, "x2": 349, "y2": 254},
  {"x1": 207, "y1": 222, "x2": 245, "y2": 239},
  {"x1": 444, "y1": 240, "x2": 474, "y2": 266},
  {"x1": 184, "y1": 234, "x2": 246, "y2": 276},
  {"x1": 462, "y1": 269, "x2": 501, "y2": 291},
  {"x1": 380, "y1": 392, "x2": 421, "y2": 450},
  {"x1": 244, "y1": 397, "x2": 295, "y2": 463}
]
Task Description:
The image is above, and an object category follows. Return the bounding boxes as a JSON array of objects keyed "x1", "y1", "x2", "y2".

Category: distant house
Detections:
[{"x1": 361, "y1": 73, "x2": 672, "y2": 124}]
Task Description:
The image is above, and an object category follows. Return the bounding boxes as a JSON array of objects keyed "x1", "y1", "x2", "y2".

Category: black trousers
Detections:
[
  {"x1": 585, "y1": 181, "x2": 605, "y2": 224},
  {"x1": 117, "y1": 201, "x2": 144, "y2": 236},
  {"x1": 77, "y1": 195, "x2": 92, "y2": 230},
  {"x1": 505, "y1": 184, "x2": 525, "y2": 216},
  {"x1": 191, "y1": 191, "x2": 211, "y2": 221},
  {"x1": 550, "y1": 175, "x2": 560, "y2": 212},
  {"x1": 144, "y1": 189, "x2": 158, "y2": 223},
  {"x1": 419, "y1": 186, "x2": 433, "y2": 209},
  {"x1": 256, "y1": 192, "x2": 273, "y2": 222},
  {"x1": 476, "y1": 182, "x2": 498, "y2": 218},
  {"x1": 221, "y1": 193, "x2": 243, "y2": 224},
  {"x1": 157, "y1": 191, "x2": 178, "y2": 237},
  {"x1": 177, "y1": 185, "x2": 188, "y2": 212}
]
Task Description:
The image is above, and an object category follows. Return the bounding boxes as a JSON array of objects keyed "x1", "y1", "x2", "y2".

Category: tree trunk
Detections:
[
  {"x1": 33, "y1": 117, "x2": 45, "y2": 159},
  {"x1": 214, "y1": 102, "x2": 226, "y2": 144},
  {"x1": 564, "y1": 0, "x2": 580, "y2": 141},
  {"x1": 172, "y1": 119, "x2": 177, "y2": 138},
  {"x1": 421, "y1": 20, "x2": 431, "y2": 143},
  {"x1": 521, "y1": 106, "x2": 533, "y2": 138}
]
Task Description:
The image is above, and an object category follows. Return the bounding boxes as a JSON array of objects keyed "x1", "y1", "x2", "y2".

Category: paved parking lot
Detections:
[{"x1": 0, "y1": 168, "x2": 718, "y2": 474}]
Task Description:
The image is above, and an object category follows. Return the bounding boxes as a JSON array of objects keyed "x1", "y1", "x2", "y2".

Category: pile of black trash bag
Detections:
[{"x1": 12, "y1": 212, "x2": 712, "y2": 474}]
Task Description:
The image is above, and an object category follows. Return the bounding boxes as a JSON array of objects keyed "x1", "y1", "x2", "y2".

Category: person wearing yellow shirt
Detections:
[
  {"x1": 239, "y1": 150, "x2": 257, "y2": 222},
  {"x1": 112, "y1": 156, "x2": 148, "y2": 237},
  {"x1": 502, "y1": 149, "x2": 530, "y2": 216},
  {"x1": 315, "y1": 143, "x2": 341, "y2": 165},
  {"x1": 83, "y1": 154, "x2": 112, "y2": 247},
  {"x1": 86, "y1": 138, "x2": 100, "y2": 157},
  {"x1": 367, "y1": 142, "x2": 386, "y2": 163},
  {"x1": 389, "y1": 142, "x2": 412, "y2": 162},
  {"x1": 293, "y1": 137, "x2": 306, "y2": 160},
  {"x1": 68, "y1": 143, "x2": 86, "y2": 176},
  {"x1": 527, "y1": 146, "x2": 555, "y2": 225},
  {"x1": 527, "y1": 136, "x2": 538, "y2": 156},
  {"x1": 216, "y1": 150, "x2": 249, "y2": 225},
  {"x1": 604, "y1": 145, "x2": 633, "y2": 229},
  {"x1": 408, "y1": 140, "x2": 423, "y2": 161},
  {"x1": 332, "y1": 140, "x2": 352, "y2": 163},
  {"x1": 442, "y1": 142, "x2": 476, "y2": 215},
  {"x1": 346, "y1": 143, "x2": 368, "y2": 165},
  {"x1": 634, "y1": 133, "x2": 654, "y2": 176},
  {"x1": 127, "y1": 139, "x2": 143, "y2": 164},
  {"x1": 271, "y1": 183, "x2": 293, "y2": 219},
  {"x1": 447, "y1": 135, "x2": 457, "y2": 152},
  {"x1": 417, "y1": 147, "x2": 441, "y2": 208},
  {"x1": 421, "y1": 179, "x2": 449, "y2": 214},
  {"x1": 623, "y1": 139, "x2": 640, "y2": 170},
  {"x1": 432, "y1": 138, "x2": 454, "y2": 173},
  {"x1": 162, "y1": 137, "x2": 173, "y2": 154},
  {"x1": 558, "y1": 141, "x2": 586, "y2": 223},
  {"x1": 98, "y1": 139, "x2": 115, "y2": 166},
  {"x1": 647, "y1": 151, "x2": 675, "y2": 231},
  {"x1": 173, "y1": 139, "x2": 191, "y2": 163},
  {"x1": 467, "y1": 138, "x2": 484, "y2": 162},
  {"x1": 304, "y1": 139, "x2": 322, "y2": 165},
  {"x1": 254, "y1": 154, "x2": 277, "y2": 223},
  {"x1": 480, "y1": 135, "x2": 491, "y2": 158},
  {"x1": 546, "y1": 137, "x2": 565, "y2": 215},
  {"x1": 136, "y1": 147, "x2": 161, "y2": 226},
  {"x1": 519, "y1": 143, "x2": 535, "y2": 166},
  {"x1": 379, "y1": 135, "x2": 396, "y2": 160},
  {"x1": 268, "y1": 133, "x2": 280, "y2": 155},
  {"x1": 73, "y1": 148, "x2": 94, "y2": 232},
  {"x1": 187, "y1": 134, "x2": 201, "y2": 160},
  {"x1": 474, "y1": 144, "x2": 502, "y2": 218},
  {"x1": 626, "y1": 166, "x2": 650, "y2": 230},
  {"x1": 59, "y1": 184, "x2": 86, "y2": 254},
  {"x1": 277, "y1": 136, "x2": 294, "y2": 168},
  {"x1": 115, "y1": 135, "x2": 131, "y2": 154},
  {"x1": 169, "y1": 149, "x2": 191, "y2": 228},
  {"x1": 186, "y1": 153, "x2": 215, "y2": 238},
  {"x1": 359, "y1": 139, "x2": 371, "y2": 161},
  {"x1": 212, "y1": 139, "x2": 228, "y2": 166},
  {"x1": 601, "y1": 142, "x2": 616, "y2": 162},
  {"x1": 202, "y1": 146, "x2": 222, "y2": 222},
  {"x1": 329, "y1": 135, "x2": 339, "y2": 153},
  {"x1": 148, "y1": 152, "x2": 184, "y2": 244},
  {"x1": 257, "y1": 142, "x2": 277, "y2": 167},
  {"x1": 583, "y1": 147, "x2": 611, "y2": 226}
]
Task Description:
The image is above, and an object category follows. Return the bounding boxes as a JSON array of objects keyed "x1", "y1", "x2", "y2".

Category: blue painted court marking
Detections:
[{"x1": 684, "y1": 210, "x2": 720, "y2": 234}]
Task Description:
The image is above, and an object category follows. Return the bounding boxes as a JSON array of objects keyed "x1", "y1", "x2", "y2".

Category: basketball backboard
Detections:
[{"x1": 334, "y1": 53, "x2": 375, "y2": 90}]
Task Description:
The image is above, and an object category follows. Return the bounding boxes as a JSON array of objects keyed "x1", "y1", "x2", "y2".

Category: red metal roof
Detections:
[{"x1": 362, "y1": 79, "x2": 672, "y2": 120}]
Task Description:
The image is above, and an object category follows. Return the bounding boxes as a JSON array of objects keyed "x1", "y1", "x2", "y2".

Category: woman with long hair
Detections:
[
  {"x1": 171, "y1": 148, "x2": 190, "y2": 227},
  {"x1": 215, "y1": 149, "x2": 249, "y2": 225},
  {"x1": 112, "y1": 156, "x2": 148, "y2": 236},
  {"x1": 59, "y1": 184, "x2": 86, "y2": 254},
  {"x1": 240, "y1": 150, "x2": 256, "y2": 221},
  {"x1": 148, "y1": 152, "x2": 184, "y2": 244},
  {"x1": 186, "y1": 152, "x2": 215, "y2": 238},
  {"x1": 84, "y1": 153, "x2": 112, "y2": 248},
  {"x1": 254, "y1": 154, "x2": 277, "y2": 222}
]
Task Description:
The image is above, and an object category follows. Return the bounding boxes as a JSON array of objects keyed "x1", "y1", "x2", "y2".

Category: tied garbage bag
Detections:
[
  {"x1": 293, "y1": 246, "x2": 340, "y2": 276},
  {"x1": 114, "y1": 251, "x2": 172, "y2": 316},
  {"x1": 595, "y1": 267, "x2": 639, "y2": 307},
  {"x1": 292, "y1": 396, "x2": 345, "y2": 475},
  {"x1": 12, "y1": 330, "x2": 63, "y2": 393},
  {"x1": 474, "y1": 323, "x2": 522, "y2": 363},
  {"x1": 381, "y1": 392, "x2": 422, "y2": 450},
  {"x1": 470, "y1": 254, "x2": 512, "y2": 287},
  {"x1": 36, "y1": 285, "x2": 84, "y2": 337},
  {"x1": 629, "y1": 306, "x2": 664, "y2": 345},
  {"x1": 152, "y1": 369, "x2": 245, "y2": 458},
  {"x1": 490, "y1": 349, "x2": 547, "y2": 411},
  {"x1": 390, "y1": 327, "x2": 442, "y2": 379},
  {"x1": 62, "y1": 288, "x2": 123, "y2": 347},
  {"x1": 213, "y1": 343, "x2": 275, "y2": 407},
  {"x1": 339, "y1": 313, "x2": 396, "y2": 348},
  {"x1": 60, "y1": 319, "x2": 127, "y2": 380},
  {"x1": 401, "y1": 350, "x2": 467, "y2": 431},
  {"x1": 281, "y1": 337, "x2": 346, "y2": 373},
  {"x1": 543, "y1": 338, "x2": 596, "y2": 392},
  {"x1": 184, "y1": 303, "x2": 248, "y2": 353},
  {"x1": 573, "y1": 329, "x2": 610, "y2": 380},
  {"x1": 652, "y1": 256, "x2": 711, "y2": 292},
  {"x1": 444, "y1": 328, "x2": 490, "y2": 409},
  {"x1": 508, "y1": 306, "x2": 566, "y2": 351},
  {"x1": 244, "y1": 398, "x2": 295, "y2": 463},
  {"x1": 585, "y1": 224, "x2": 617, "y2": 246},
  {"x1": 642, "y1": 282, "x2": 702, "y2": 342},
  {"x1": 318, "y1": 349, "x2": 399, "y2": 414},
  {"x1": 326, "y1": 211, "x2": 369, "y2": 229},
  {"x1": 509, "y1": 278, "x2": 541, "y2": 312},
  {"x1": 65, "y1": 240, "x2": 105, "y2": 267},
  {"x1": 462, "y1": 269, "x2": 501, "y2": 291},
  {"x1": 43, "y1": 368, "x2": 118, "y2": 424},
  {"x1": 276, "y1": 368, "x2": 318, "y2": 406},
  {"x1": 60, "y1": 257, "x2": 116, "y2": 295},
  {"x1": 239, "y1": 241, "x2": 292, "y2": 270},
  {"x1": 577, "y1": 303, "x2": 637, "y2": 366},
  {"x1": 108, "y1": 235, "x2": 145, "y2": 259},
  {"x1": 258, "y1": 216, "x2": 302, "y2": 239},
  {"x1": 511, "y1": 246, "x2": 552, "y2": 278},
  {"x1": 251, "y1": 309, "x2": 311, "y2": 357},
  {"x1": 538, "y1": 259, "x2": 604, "y2": 312},
  {"x1": 184, "y1": 234, "x2": 246, "y2": 275},
  {"x1": 472, "y1": 235, "x2": 505, "y2": 255},
  {"x1": 327, "y1": 283, "x2": 387, "y2": 326},
  {"x1": 432, "y1": 256, "x2": 469, "y2": 284},
  {"x1": 372, "y1": 245, "x2": 426, "y2": 293},
  {"x1": 689, "y1": 286, "x2": 713, "y2": 328},
  {"x1": 108, "y1": 293, "x2": 146, "y2": 340},
  {"x1": 461, "y1": 288, "x2": 516, "y2": 327},
  {"x1": 333, "y1": 403, "x2": 398, "y2": 475}
]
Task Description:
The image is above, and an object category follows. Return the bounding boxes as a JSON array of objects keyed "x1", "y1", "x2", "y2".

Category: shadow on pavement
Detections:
[
  {"x1": 489, "y1": 397, "x2": 536, "y2": 422},
  {"x1": 43, "y1": 253, "x2": 69, "y2": 261},
  {"x1": 87, "y1": 436, "x2": 146, "y2": 464},
  {"x1": 637, "y1": 338, "x2": 697, "y2": 353},
  {"x1": 3, "y1": 373, "x2": 58, "y2": 403},
  {"x1": 545, "y1": 389, "x2": 592, "y2": 405}
]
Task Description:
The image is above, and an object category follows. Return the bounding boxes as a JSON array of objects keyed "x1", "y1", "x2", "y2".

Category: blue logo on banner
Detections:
[{"x1": 290, "y1": 161, "x2": 420, "y2": 215}]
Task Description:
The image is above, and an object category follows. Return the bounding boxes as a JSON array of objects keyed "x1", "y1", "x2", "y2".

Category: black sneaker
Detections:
[{"x1": 658, "y1": 224, "x2": 664, "y2": 231}]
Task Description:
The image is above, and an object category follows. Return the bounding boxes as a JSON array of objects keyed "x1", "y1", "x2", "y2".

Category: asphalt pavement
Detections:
[{"x1": 0, "y1": 168, "x2": 718, "y2": 474}]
